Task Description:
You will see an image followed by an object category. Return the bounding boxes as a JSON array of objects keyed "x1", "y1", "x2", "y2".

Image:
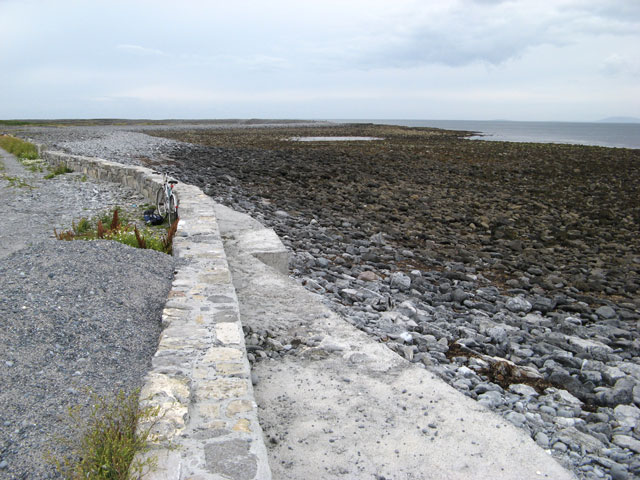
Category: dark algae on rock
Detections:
[{"x1": 150, "y1": 123, "x2": 640, "y2": 304}]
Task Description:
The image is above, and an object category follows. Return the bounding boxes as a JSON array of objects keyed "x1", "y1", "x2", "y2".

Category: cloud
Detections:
[
  {"x1": 116, "y1": 44, "x2": 166, "y2": 57},
  {"x1": 234, "y1": 55, "x2": 291, "y2": 72},
  {"x1": 601, "y1": 53, "x2": 640, "y2": 76},
  {"x1": 114, "y1": 85, "x2": 219, "y2": 103},
  {"x1": 342, "y1": 0, "x2": 640, "y2": 69},
  {"x1": 112, "y1": 84, "x2": 383, "y2": 104}
]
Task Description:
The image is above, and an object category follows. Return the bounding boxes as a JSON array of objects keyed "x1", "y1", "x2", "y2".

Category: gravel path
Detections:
[{"x1": 0, "y1": 148, "x2": 174, "y2": 479}]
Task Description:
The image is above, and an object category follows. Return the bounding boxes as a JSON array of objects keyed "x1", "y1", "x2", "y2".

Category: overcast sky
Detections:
[{"x1": 1, "y1": 0, "x2": 639, "y2": 121}]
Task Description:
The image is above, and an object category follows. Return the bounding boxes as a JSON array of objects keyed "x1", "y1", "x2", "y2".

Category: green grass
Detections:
[
  {"x1": 45, "y1": 164, "x2": 74, "y2": 179},
  {"x1": 52, "y1": 389, "x2": 161, "y2": 480},
  {"x1": 0, "y1": 172, "x2": 32, "y2": 188},
  {"x1": 55, "y1": 207, "x2": 178, "y2": 255},
  {"x1": 0, "y1": 120, "x2": 38, "y2": 126},
  {"x1": 21, "y1": 157, "x2": 47, "y2": 172},
  {"x1": 0, "y1": 134, "x2": 39, "y2": 160}
]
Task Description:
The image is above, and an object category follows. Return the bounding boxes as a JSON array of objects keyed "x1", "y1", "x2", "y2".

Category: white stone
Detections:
[
  {"x1": 508, "y1": 384, "x2": 539, "y2": 398},
  {"x1": 553, "y1": 389, "x2": 583, "y2": 406},
  {"x1": 566, "y1": 336, "x2": 613, "y2": 355},
  {"x1": 216, "y1": 323, "x2": 243, "y2": 345},
  {"x1": 505, "y1": 296, "x2": 532, "y2": 313},
  {"x1": 619, "y1": 362, "x2": 640, "y2": 380},
  {"x1": 612, "y1": 434, "x2": 640, "y2": 453},
  {"x1": 613, "y1": 404, "x2": 640, "y2": 428}
]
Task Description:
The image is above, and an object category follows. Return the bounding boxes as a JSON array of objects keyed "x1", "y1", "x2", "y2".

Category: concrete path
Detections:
[{"x1": 215, "y1": 204, "x2": 576, "y2": 480}]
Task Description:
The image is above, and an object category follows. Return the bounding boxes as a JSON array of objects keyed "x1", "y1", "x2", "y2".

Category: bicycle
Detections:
[{"x1": 155, "y1": 172, "x2": 179, "y2": 224}]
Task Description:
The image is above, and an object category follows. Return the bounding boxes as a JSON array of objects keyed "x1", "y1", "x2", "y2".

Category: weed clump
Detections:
[
  {"x1": 0, "y1": 173, "x2": 32, "y2": 189},
  {"x1": 52, "y1": 389, "x2": 161, "y2": 480},
  {"x1": 45, "y1": 164, "x2": 73, "y2": 179},
  {"x1": 55, "y1": 208, "x2": 176, "y2": 255}
]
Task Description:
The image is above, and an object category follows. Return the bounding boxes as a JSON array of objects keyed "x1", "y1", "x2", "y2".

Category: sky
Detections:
[{"x1": 1, "y1": 0, "x2": 639, "y2": 121}]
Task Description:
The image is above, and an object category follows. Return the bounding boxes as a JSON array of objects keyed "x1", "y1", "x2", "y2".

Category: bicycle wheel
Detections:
[
  {"x1": 168, "y1": 192, "x2": 179, "y2": 224},
  {"x1": 156, "y1": 187, "x2": 168, "y2": 218}
]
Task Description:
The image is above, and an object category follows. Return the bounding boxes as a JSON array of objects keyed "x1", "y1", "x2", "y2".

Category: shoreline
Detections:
[
  {"x1": 325, "y1": 119, "x2": 640, "y2": 150},
  {"x1": 7, "y1": 122, "x2": 640, "y2": 479},
  {"x1": 151, "y1": 123, "x2": 640, "y2": 479}
]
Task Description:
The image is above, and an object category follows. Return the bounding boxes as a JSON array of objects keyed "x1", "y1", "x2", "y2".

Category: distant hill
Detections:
[{"x1": 597, "y1": 116, "x2": 640, "y2": 124}]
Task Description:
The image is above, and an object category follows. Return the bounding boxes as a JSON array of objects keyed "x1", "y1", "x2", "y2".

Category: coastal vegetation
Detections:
[
  {"x1": 0, "y1": 134, "x2": 38, "y2": 160},
  {"x1": 51, "y1": 389, "x2": 160, "y2": 480},
  {"x1": 55, "y1": 207, "x2": 178, "y2": 254},
  {"x1": 44, "y1": 164, "x2": 74, "y2": 179}
]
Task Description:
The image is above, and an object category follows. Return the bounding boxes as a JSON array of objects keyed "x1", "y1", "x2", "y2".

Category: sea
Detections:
[{"x1": 332, "y1": 119, "x2": 640, "y2": 150}]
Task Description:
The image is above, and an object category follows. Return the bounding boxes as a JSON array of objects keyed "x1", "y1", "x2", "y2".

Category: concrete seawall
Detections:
[{"x1": 41, "y1": 149, "x2": 278, "y2": 480}]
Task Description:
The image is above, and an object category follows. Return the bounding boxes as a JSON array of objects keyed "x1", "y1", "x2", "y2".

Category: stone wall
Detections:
[{"x1": 41, "y1": 150, "x2": 272, "y2": 480}]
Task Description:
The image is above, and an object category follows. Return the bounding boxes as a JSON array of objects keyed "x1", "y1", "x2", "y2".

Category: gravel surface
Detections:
[
  {"x1": 0, "y1": 147, "x2": 175, "y2": 479},
  {"x1": 8, "y1": 121, "x2": 326, "y2": 167}
]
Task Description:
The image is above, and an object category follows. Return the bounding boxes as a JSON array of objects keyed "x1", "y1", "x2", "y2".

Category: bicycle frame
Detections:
[{"x1": 156, "y1": 172, "x2": 179, "y2": 223}]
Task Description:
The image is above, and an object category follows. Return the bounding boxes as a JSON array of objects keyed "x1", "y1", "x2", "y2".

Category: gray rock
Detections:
[
  {"x1": 396, "y1": 301, "x2": 418, "y2": 318},
  {"x1": 596, "y1": 305, "x2": 617, "y2": 319},
  {"x1": 613, "y1": 404, "x2": 640, "y2": 428},
  {"x1": 557, "y1": 426, "x2": 607, "y2": 453},
  {"x1": 613, "y1": 378, "x2": 637, "y2": 404},
  {"x1": 531, "y1": 296, "x2": 556, "y2": 313},
  {"x1": 505, "y1": 411, "x2": 527, "y2": 427},
  {"x1": 508, "y1": 384, "x2": 539, "y2": 398},
  {"x1": 604, "y1": 366, "x2": 627, "y2": 385},
  {"x1": 612, "y1": 435, "x2": 640, "y2": 453},
  {"x1": 487, "y1": 326, "x2": 508, "y2": 343},
  {"x1": 451, "y1": 289, "x2": 468, "y2": 303},
  {"x1": 390, "y1": 272, "x2": 411, "y2": 291},
  {"x1": 610, "y1": 465, "x2": 630, "y2": 480},
  {"x1": 597, "y1": 388, "x2": 632, "y2": 408},
  {"x1": 552, "y1": 441, "x2": 568, "y2": 452},
  {"x1": 535, "y1": 431, "x2": 550, "y2": 448},
  {"x1": 477, "y1": 390, "x2": 505, "y2": 409},
  {"x1": 204, "y1": 439, "x2": 258, "y2": 480},
  {"x1": 505, "y1": 296, "x2": 532, "y2": 313}
]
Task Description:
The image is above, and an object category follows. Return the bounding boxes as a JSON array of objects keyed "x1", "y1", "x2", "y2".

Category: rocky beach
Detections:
[
  {"x1": 145, "y1": 123, "x2": 640, "y2": 479},
  {"x1": 5, "y1": 121, "x2": 640, "y2": 479}
]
